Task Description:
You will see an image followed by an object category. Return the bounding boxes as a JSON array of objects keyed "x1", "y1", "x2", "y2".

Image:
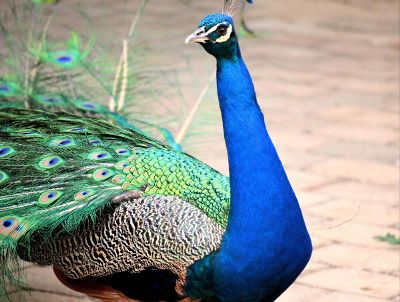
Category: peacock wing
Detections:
[
  {"x1": 19, "y1": 195, "x2": 224, "y2": 301},
  {"x1": 0, "y1": 108, "x2": 230, "y2": 295}
]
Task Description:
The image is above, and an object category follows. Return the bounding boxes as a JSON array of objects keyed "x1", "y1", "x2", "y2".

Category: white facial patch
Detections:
[
  {"x1": 205, "y1": 22, "x2": 233, "y2": 43},
  {"x1": 216, "y1": 25, "x2": 233, "y2": 43}
]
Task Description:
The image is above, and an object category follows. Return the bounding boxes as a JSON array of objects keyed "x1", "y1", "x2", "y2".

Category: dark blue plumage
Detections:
[{"x1": 185, "y1": 12, "x2": 312, "y2": 301}]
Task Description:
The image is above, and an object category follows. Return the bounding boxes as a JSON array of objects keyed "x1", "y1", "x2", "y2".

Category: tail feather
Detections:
[
  {"x1": 0, "y1": 2, "x2": 180, "y2": 149},
  {"x1": 0, "y1": 108, "x2": 168, "y2": 297}
]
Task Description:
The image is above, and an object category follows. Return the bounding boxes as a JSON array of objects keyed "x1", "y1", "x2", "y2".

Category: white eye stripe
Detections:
[
  {"x1": 205, "y1": 22, "x2": 233, "y2": 43},
  {"x1": 205, "y1": 23, "x2": 224, "y2": 35},
  {"x1": 216, "y1": 25, "x2": 233, "y2": 43}
]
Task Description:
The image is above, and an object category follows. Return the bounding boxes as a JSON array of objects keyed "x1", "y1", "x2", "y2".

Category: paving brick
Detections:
[
  {"x1": 306, "y1": 180, "x2": 399, "y2": 206},
  {"x1": 310, "y1": 140, "x2": 399, "y2": 165},
  {"x1": 309, "y1": 292, "x2": 391, "y2": 302},
  {"x1": 308, "y1": 232, "x2": 334, "y2": 249},
  {"x1": 312, "y1": 244, "x2": 400, "y2": 274},
  {"x1": 287, "y1": 170, "x2": 333, "y2": 191},
  {"x1": 302, "y1": 261, "x2": 330, "y2": 275},
  {"x1": 310, "y1": 123, "x2": 398, "y2": 145},
  {"x1": 310, "y1": 223, "x2": 399, "y2": 249},
  {"x1": 315, "y1": 106, "x2": 399, "y2": 130},
  {"x1": 296, "y1": 190, "x2": 334, "y2": 208},
  {"x1": 391, "y1": 296, "x2": 400, "y2": 302},
  {"x1": 307, "y1": 198, "x2": 399, "y2": 227},
  {"x1": 303, "y1": 210, "x2": 335, "y2": 229},
  {"x1": 278, "y1": 283, "x2": 389, "y2": 302},
  {"x1": 320, "y1": 76, "x2": 397, "y2": 97},
  {"x1": 315, "y1": 105, "x2": 388, "y2": 121},
  {"x1": 272, "y1": 129, "x2": 330, "y2": 151},
  {"x1": 311, "y1": 90, "x2": 398, "y2": 113},
  {"x1": 300, "y1": 268, "x2": 399, "y2": 299},
  {"x1": 275, "y1": 147, "x2": 328, "y2": 170},
  {"x1": 307, "y1": 158, "x2": 399, "y2": 186},
  {"x1": 277, "y1": 284, "x2": 330, "y2": 302},
  {"x1": 23, "y1": 265, "x2": 90, "y2": 298},
  {"x1": 8, "y1": 291, "x2": 92, "y2": 302}
]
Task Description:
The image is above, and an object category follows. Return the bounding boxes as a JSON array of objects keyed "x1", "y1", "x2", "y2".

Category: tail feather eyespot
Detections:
[
  {"x1": 0, "y1": 146, "x2": 16, "y2": 158},
  {"x1": 34, "y1": 94, "x2": 66, "y2": 106},
  {"x1": 88, "y1": 138, "x2": 103, "y2": 146},
  {"x1": 87, "y1": 150, "x2": 112, "y2": 161},
  {"x1": 0, "y1": 217, "x2": 22, "y2": 237},
  {"x1": 111, "y1": 174, "x2": 126, "y2": 185},
  {"x1": 74, "y1": 189, "x2": 96, "y2": 201},
  {"x1": 92, "y1": 168, "x2": 115, "y2": 181},
  {"x1": 65, "y1": 126, "x2": 86, "y2": 133},
  {"x1": 39, "y1": 190, "x2": 63, "y2": 206},
  {"x1": 50, "y1": 137, "x2": 76, "y2": 148},
  {"x1": 115, "y1": 160, "x2": 130, "y2": 170},
  {"x1": 0, "y1": 171, "x2": 9, "y2": 185},
  {"x1": 9, "y1": 221, "x2": 28, "y2": 239},
  {"x1": 13, "y1": 129, "x2": 43, "y2": 137},
  {"x1": 36, "y1": 155, "x2": 64, "y2": 170},
  {"x1": 74, "y1": 99, "x2": 103, "y2": 112},
  {"x1": 114, "y1": 147, "x2": 131, "y2": 156}
]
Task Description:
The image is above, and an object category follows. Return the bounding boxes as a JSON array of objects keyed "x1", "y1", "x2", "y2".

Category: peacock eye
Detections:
[{"x1": 216, "y1": 25, "x2": 228, "y2": 36}]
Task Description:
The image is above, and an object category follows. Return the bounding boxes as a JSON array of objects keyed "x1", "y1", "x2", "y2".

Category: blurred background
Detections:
[{"x1": 1, "y1": 0, "x2": 399, "y2": 301}]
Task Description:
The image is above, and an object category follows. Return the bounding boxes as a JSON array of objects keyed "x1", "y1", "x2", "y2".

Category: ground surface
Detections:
[{"x1": 2, "y1": 0, "x2": 400, "y2": 301}]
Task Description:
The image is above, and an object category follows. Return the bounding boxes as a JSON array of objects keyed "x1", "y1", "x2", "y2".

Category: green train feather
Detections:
[{"x1": 0, "y1": 5, "x2": 181, "y2": 149}]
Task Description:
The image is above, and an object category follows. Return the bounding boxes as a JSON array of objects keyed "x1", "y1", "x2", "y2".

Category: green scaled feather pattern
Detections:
[{"x1": 0, "y1": 108, "x2": 230, "y2": 297}]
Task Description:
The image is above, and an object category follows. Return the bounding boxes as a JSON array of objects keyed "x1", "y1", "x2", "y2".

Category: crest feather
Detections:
[{"x1": 223, "y1": 0, "x2": 253, "y2": 16}]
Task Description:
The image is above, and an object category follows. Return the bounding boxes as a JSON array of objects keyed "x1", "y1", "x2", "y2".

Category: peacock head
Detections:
[{"x1": 185, "y1": 14, "x2": 239, "y2": 59}]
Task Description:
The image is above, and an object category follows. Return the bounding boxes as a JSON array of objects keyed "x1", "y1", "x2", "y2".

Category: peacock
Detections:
[{"x1": 0, "y1": 0, "x2": 312, "y2": 301}]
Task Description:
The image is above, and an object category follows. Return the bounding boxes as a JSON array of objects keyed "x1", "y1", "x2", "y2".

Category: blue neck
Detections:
[{"x1": 213, "y1": 52, "x2": 312, "y2": 301}]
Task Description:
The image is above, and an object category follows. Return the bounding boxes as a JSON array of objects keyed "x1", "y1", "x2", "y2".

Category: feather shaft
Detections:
[
  {"x1": 175, "y1": 71, "x2": 215, "y2": 145},
  {"x1": 117, "y1": 39, "x2": 129, "y2": 112}
]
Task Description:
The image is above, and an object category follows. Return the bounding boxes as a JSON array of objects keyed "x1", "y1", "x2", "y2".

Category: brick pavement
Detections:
[{"x1": 2, "y1": 0, "x2": 399, "y2": 301}]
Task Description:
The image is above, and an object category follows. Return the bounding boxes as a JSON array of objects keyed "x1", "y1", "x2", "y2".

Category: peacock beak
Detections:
[{"x1": 185, "y1": 27, "x2": 209, "y2": 44}]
